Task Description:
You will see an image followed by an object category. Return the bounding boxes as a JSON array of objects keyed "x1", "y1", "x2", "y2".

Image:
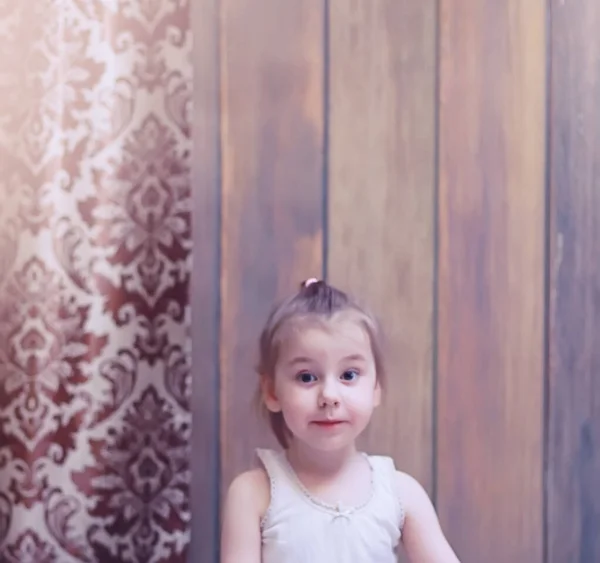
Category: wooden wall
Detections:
[{"x1": 191, "y1": 1, "x2": 600, "y2": 562}]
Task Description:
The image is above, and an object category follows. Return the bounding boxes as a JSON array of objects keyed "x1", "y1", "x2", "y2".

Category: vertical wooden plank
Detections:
[
  {"x1": 547, "y1": 2, "x2": 600, "y2": 561},
  {"x1": 220, "y1": 1, "x2": 324, "y2": 489},
  {"x1": 437, "y1": 2, "x2": 546, "y2": 561},
  {"x1": 190, "y1": 0, "x2": 220, "y2": 560},
  {"x1": 328, "y1": 1, "x2": 437, "y2": 496}
]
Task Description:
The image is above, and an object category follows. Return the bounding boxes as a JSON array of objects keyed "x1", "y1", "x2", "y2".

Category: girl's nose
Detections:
[
  {"x1": 318, "y1": 395, "x2": 340, "y2": 408},
  {"x1": 318, "y1": 380, "x2": 341, "y2": 408}
]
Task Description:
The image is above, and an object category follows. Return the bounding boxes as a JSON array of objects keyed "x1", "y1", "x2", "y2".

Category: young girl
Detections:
[{"x1": 221, "y1": 279, "x2": 460, "y2": 562}]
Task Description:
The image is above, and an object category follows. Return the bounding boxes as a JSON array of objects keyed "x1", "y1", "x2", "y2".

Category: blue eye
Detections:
[
  {"x1": 297, "y1": 372, "x2": 317, "y2": 383},
  {"x1": 341, "y1": 369, "x2": 359, "y2": 381}
]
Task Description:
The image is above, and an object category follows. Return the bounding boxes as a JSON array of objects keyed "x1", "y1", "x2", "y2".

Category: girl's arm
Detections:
[
  {"x1": 220, "y1": 469, "x2": 268, "y2": 563},
  {"x1": 396, "y1": 472, "x2": 461, "y2": 563}
]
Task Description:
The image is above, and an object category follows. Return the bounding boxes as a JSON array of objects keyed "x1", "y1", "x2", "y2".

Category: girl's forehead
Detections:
[{"x1": 278, "y1": 314, "x2": 372, "y2": 358}]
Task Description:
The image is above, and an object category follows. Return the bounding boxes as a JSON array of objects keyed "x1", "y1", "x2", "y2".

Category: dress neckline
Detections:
[{"x1": 278, "y1": 450, "x2": 376, "y2": 516}]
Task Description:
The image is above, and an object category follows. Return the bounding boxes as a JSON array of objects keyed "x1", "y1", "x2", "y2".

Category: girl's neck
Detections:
[{"x1": 285, "y1": 440, "x2": 360, "y2": 478}]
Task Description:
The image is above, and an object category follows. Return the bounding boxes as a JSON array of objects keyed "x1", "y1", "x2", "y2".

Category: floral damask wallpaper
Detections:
[{"x1": 0, "y1": 1, "x2": 192, "y2": 561}]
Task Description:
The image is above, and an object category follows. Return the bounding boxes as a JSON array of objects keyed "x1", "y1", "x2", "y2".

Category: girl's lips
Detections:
[{"x1": 312, "y1": 420, "x2": 345, "y2": 426}]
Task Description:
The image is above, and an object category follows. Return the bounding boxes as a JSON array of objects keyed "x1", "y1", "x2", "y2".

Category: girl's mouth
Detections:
[{"x1": 312, "y1": 420, "x2": 345, "y2": 427}]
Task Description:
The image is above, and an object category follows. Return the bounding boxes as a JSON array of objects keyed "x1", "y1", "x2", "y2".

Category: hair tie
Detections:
[{"x1": 301, "y1": 277, "x2": 320, "y2": 288}]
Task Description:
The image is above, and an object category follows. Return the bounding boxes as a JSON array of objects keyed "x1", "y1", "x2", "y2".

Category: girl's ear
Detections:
[
  {"x1": 373, "y1": 378, "x2": 382, "y2": 408},
  {"x1": 261, "y1": 375, "x2": 282, "y2": 413}
]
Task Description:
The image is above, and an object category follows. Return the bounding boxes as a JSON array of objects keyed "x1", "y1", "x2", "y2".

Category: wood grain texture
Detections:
[
  {"x1": 190, "y1": 0, "x2": 220, "y2": 560},
  {"x1": 547, "y1": 2, "x2": 600, "y2": 561},
  {"x1": 437, "y1": 1, "x2": 546, "y2": 561},
  {"x1": 327, "y1": 1, "x2": 437, "y2": 497},
  {"x1": 219, "y1": 0, "x2": 324, "y2": 490}
]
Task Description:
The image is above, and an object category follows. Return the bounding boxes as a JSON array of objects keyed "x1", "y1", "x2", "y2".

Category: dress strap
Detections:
[
  {"x1": 256, "y1": 448, "x2": 297, "y2": 528},
  {"x1": 368, "y1": 455, "x2": 406, "y2": 531},
  {"x1": 256, "y1": 448, "x2": 281, "y2": 477}
]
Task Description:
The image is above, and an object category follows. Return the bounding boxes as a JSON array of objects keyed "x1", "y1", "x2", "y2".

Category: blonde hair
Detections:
[{"x1": 255, "y1": 279, "x2": 385, "y2": 448}]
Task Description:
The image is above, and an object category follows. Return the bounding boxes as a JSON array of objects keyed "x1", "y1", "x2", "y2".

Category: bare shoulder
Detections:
[
  {"x1": 220, "y1": 468, "x2": 271, "y2": 563},
  {"x1": 394, "y1": 470, "x2": 432, "y2": 506},
  {"x1": 224, "y1": 467, "x2": 271, "y2": 518},
  {"x1": 393, "y1": 471, "x2": 461, "y2": 562}
]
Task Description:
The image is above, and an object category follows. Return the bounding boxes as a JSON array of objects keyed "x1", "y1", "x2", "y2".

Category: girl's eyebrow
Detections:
[
  {"x1": 287, "y1": 353, "x2": 367, "y2": 366},
  {"x1": 342, "y1": 353, "x2": 366, "y2": 362},
  {"x1": 287, "y1": 356, "x2": 315, "y2": 367}
]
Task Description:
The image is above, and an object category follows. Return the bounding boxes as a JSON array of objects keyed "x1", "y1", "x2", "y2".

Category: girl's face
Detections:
[{"x1": 262, "y1": 314, "x2": 381, "y2": 452}]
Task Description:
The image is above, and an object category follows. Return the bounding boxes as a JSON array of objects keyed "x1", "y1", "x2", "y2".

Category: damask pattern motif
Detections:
[{"x1": 0, "y1": 1, "x2": 191, "y2": 561}]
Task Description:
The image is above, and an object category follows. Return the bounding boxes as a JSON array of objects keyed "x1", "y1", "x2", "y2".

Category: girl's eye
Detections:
[
  {"x1": 341, "y1": 369, "x2": 359, "y2": 381},
  {"x1": 297, "y1": 372, "x2": 317, "y2": 384}
]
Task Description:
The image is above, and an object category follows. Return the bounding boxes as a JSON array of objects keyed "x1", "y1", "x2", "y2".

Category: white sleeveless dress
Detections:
[{"x1": 256, "y1": 448, "x2": 405, "y2": 563}]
